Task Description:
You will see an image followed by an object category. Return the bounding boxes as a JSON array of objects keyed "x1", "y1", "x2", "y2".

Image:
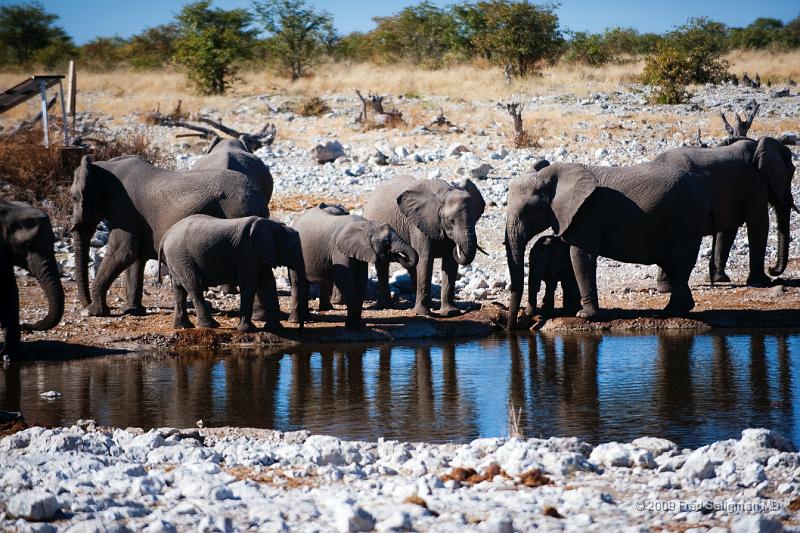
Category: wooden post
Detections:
[
  {"x1": 39, "y1": 79, "x2": 49, "y2": 147},
  {"x1": 58, "y1": 79, "x2": 69, "y2": 145},
  {"x1": 66, "y1": 61, "x2": 76, "y2": 132}
]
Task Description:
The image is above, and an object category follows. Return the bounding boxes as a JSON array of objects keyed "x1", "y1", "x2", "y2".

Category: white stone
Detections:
[
  {"x1": 7, "y1": 490, "x2": 60, "y2": 521},
  {"x1": 311, "y1": 141, "x2": 345, "y2": 163},
  {"x1": 731, "y1": 515, "x2": 783, "y2": 533},
  {"x1": 332, "y1": 500, "x2": 375, "y2": 532},
  {"x1": 446, "y1": 143, "x2": 469, "y2": 157},
  {"x1": 678, "y1": 451, "x2": 716, "y2": 480}
]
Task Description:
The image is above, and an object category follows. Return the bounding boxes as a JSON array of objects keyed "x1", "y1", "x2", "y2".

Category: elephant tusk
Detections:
[
  {"x1": 397, "y1": 251, "x2": 409, "y2": 262},
  {"x1": 456, "y1": 244, "x2": 464, "y2": 260}
]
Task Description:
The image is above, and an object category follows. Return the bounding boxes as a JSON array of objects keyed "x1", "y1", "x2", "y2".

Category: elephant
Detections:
[
  {"x1": 652, "y1": 136, "x2": 796, "y2": 289},
  {"x1": 291, "y1": 204, "x2": 418, "y2": 329},
  {"x1": 193, "y1": 137, "x2": 274, "y2": 207},
  {"x1": 158, "y1": 215, "x2": 306, "y2": 332},
  {"x1": 526, "y1": 235, "x2": 581, "y2": 316},
  {"x1": 362, "y1": 176, "x2": 485, "y2": 316},
  {"x1": 0, "y1": 199, "x2": 64, "y2": 359},
  {"x1": 505, "y1": 161, "x2": 711, "y2": 329},
  {"x1": 70, "y1": 155, "x2": 269, "y2": 317}
]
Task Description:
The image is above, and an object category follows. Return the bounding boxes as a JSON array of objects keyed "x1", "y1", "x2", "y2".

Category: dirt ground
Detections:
[{"x1": 13, "y1": 259, "x2": 800, "y2": 358}]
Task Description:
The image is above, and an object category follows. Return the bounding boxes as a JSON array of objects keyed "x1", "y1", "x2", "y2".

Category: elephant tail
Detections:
[{"x1": 157, "y1": 244, "x2": 164, "y2": 286}]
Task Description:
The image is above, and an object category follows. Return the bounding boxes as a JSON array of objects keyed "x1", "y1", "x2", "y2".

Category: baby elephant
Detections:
[
  {"x1": 527, "y1": 236, "x2": 580, "y2": 316},
  {"x1": 292, "y1": 204, "x2": 417, "y2": 329},
  {"x1": 159, "y1": 215, "x2": 306, "y2": 332}
]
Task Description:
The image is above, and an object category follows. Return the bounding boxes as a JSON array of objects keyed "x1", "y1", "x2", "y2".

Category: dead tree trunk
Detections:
[
  {"x1": 720, "y1": 99, "x2": 759, "y2": 137},
  {"x1": 506, "y1": 103, "x2": 528, "y2": 146},
  {"x1": 355, "y1": 90, "x2": 403, "y2": 128}
]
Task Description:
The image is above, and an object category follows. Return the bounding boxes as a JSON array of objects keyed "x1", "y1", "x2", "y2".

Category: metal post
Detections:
[
  {"x1": 66, "y1": 61, "x2": 76, "y2": 131},
  {"x1": 39, "y1": 79, "x2": 49, "y2": 147},
  {"x1": 58, "y1": 79, "x2": 69, "y2": 145}
]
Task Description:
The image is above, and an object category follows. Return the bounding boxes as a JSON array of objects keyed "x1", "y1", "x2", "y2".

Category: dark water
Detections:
[{"x1": 2, "y1": 332, "x2": 799, "y2": 448}]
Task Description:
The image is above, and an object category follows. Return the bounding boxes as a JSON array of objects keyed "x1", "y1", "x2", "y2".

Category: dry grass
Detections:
[{"x1": 724, "y1": 50, "x2": 800, "y2": 83}]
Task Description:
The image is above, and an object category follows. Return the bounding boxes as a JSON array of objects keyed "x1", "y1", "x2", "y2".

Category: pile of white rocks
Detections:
[{"x1": 2, "y1": 425, "x2": 799, "y2": 532}]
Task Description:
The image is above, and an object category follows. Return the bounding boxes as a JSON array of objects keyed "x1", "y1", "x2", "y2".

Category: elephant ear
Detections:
[
  {"x1": 755, "y1": 137, "x2": 796, "y2": 203},
  {"x1": 396, "y1": 181, "x2": 445, "y2": 239},
  {"x1": 550, "y1": 165, "x2": 598, "y2": 236},
  {"x1": 249, "y1": 218, "x2": 278, "y2": 267},
  {"x1": 459, "y1": 178, "x2": 486, "y2": 220},
  {"x1": 336, "y1": 222, "x2": 378, "y2": 263}
]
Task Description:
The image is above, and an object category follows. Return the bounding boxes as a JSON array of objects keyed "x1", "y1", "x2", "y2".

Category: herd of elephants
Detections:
[{"x1": 0, "y1": 129, "x2": 797, "y2": 360}]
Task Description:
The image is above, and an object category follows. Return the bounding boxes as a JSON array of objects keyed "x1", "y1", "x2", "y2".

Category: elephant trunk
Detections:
[
  {"x1": 23, "y1": 251, "x2": 64, "y2": 331},
  {"x1": 452, "y1": 227, "x2": 477, "y2": 266},
  {"x1": 505, "y1": 221, "x2": 528, "y2": 330},
  {"x1": 769, "y1": 203, "x2": 791, "y2": 277},
  {"x1": 392, "y1": 239, "x2": 418, "y2": 270},
  {"x1": 73, "y1": 227, "x2": 93, "y2": 307}
]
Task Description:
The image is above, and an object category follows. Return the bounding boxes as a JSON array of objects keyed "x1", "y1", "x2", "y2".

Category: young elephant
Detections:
[
  {"x1": 291, "y1": 205, "x2": 417, "y2": 329},
  {"x1": 527, "y1": 235, "x2": 580, "y2": 316},
  {"x1": 158, "y1": 215, "x2": 306, "y2": 332}
]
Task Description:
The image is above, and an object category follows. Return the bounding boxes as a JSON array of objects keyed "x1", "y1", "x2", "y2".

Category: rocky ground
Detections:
[{"x1": 2, "y1": 423, "x2": 800, "y2": 532}]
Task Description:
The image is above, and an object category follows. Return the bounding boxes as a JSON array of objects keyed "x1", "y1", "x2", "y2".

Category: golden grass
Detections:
[{"x1": 724, "y1": 50, "x2": 800, "y2": 82}]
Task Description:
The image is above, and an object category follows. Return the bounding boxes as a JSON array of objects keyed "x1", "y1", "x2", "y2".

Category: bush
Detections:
[
  {"x1": 0, "y1": 2, "x2": 75, "y2": 68},
  {"x1": 641, "y1": 18, "x2": 730, "y2": 104},
  {"x1": 564, "y1": 32, "x2": 610, "y2": 65},
  {"x1": 294, "y1": 96, "x2": 330, "y2": 116}
]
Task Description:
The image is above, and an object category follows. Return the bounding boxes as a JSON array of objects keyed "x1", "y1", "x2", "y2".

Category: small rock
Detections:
[
  {"x1": 7, "y1": 490, "x2": 60, "y2": 521},
  {"x1": 731, "y1": 515, "x2": 783, "y2": 533},
  {"x1": 311, "y1": 141, "x2": 345, "y2": 164},
  {"x1": 679, "y1": 451, "x2": 716, "y2": 480},
  {"x1": 333, "y1": 502, "x2": 375, "y2": 532},
  {"x1": 39, "y1": 391, "x2": 62, "y2": 400},
  {"x1": 470, "y1": 163, "x2": 493, "y2": 180},
  {"x1": 446, "y1": 143, "x2": 469, "y2": 157}
]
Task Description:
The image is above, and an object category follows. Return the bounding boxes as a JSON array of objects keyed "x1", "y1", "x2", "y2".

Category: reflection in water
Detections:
[{"x1": 1, "y1": 332, "x2": 798, "y2": 447}]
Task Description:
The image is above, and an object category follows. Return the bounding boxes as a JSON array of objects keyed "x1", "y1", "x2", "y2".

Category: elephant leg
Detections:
[
  {"x1": 663, "y1": 240, "x2": 700, "y2": 315},
  {"x1": 172, "y1": 282, "x2": 194, "y2": 329},
  {"x1": 413, "y1": 247, "x2": 434, "y2": 316},
  {"x1": 318, "y1": 277, "x2": 334, "y2": 311},
  {"x1": 439, "y1": 253, "x2": 461, "y2": 317},
  {"x1": 89, "y1": 229, "x2": 139, "y2": 317},
  {"x1": 709, "y1": 229, "x2": 736, "y2": 283},
  {"x1": 123, "y1": 259, "x2": 147, "y2": 316},
  {"x1": 745, "y1": 206, "x2": 770, "y2": 287},
  {"x1": 0, "y1": 258, "x2": 20, "y2": 360},
  {"x1": 560, "y1": 273, "x2": 581, "y2": 314},
  {"x1": 288, "y1": 269, "x2": 305, "y2": 324},
  {"x1": 330, "y1": 285, "x2": 345, "y2": 305},
  {"x1": 373, "y1": 259, "x2": 394, "y2": 309},
  {"x1": 353, "y1": 261, "x2": 368, "y2": 327},
  {"x1": 541, "y1": 279, "x2": 556, "y2": 315},
  {"x1": 526, "y1": 250, "x2": 542, "y2": 315},
  {"x1": 237, "y1": 286, "x2": 258, "y2": 333},
  {"x1": 187, "y1": 285, "x2": 219, "y2": 329},
  {"x1": 655, "y1": 267, "x2": 672, "y2": 293},
  {"x1": 255, "y1": 271, "x2": 282, "y2": 332},
  {"x1": 570, "y1": 246, "x2": 600, "y2": 320},
  {"x1": 333, "y1": 263, "x2": 363, "y2": 329}
]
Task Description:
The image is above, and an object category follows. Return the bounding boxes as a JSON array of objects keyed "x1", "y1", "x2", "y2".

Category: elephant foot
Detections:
[
  {"x1": 174, "y1": 317, "x2": 195, "y2": 329},
  {"x1": 87, "y1": 301, "x2": 111, "y2": 317},
  {"x1": 261, "y1": 320, "x2": 284, "y2": 333},
  {"x1": 345, "y1": 320, "x2": 367, "y2": 331},
  {"x1": 197, "y1": 317, "x2": 221, "y2": 329},
  {"x1": 330, "y1": 295, "x2": 345, "y2": 306},
  {"x1": 707, "y1": 272, "x2": 731, "y2": 283},
  {"x1": 576, "y1": 306, "x2": 600, "y2": 321},
  {"x1": 318, "y1": 302, "x2": 334, "y2": 312},
  {"x1": 524, "y1": 304, "x2": 536, "y2": 316},
  {"x1": 253, "y1": 309, "x2": 288, "y2": 322},
  {"x1": 413, "y1": 304, "x2": 433, "y2": 317},
  {"x1": 237, "y1": 320, "x2": 257, "y2": 333},
  {"x1": 288, "y1": 311, "x2": 301, "y2": 324},
  {"x1": 656, "y1": 281, "x2": 672, "y2": 294},
  {"x1": 663, "y1": 298, "x2": 695, "y2": 316},
  {"x1": 746, "y1": 273, "x2": 771, "y2": 288},
  {"x1": 123, "y1": 304, "x2": 147, "y2": 317},
  {"x1": 370, "y1": 297, "x2": 396, "y2": 310},
  {"x1": 439, "y1": 304, "x2": 462, "y2": 317}
]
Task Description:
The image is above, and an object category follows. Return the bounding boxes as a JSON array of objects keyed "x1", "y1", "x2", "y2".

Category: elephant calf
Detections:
[
  {"x1": 1, "y1": 199, "x2": 64, "y2": 360},
  {"x1": 158, "y1": 215, "x2": 306, "y2": 332},
  {"x1": 527, "y1": 235, "x2": 580, "y2": 316},
  {"x1": 292, "y1": 204, "x2": 417, "y2": 329}
]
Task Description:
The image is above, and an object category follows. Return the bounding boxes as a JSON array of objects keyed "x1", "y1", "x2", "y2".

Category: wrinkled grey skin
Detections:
[
  {"x1": 527, "y1": 235, "x2": 580, "y2": 317},
  {"x1": 193, "y1": 138, "x2": 274, "y2": 206},
  {"x1": 70, "y1": 155, "x2": 268, "y2": 317},
  {"x1": 505, "y1": 161, "x2": 710, "y2": 329},
  {"x1": 0, "y1": 199, "x2": 64, "y2": 360},
  {"x1": 292, "y1": 205, "x2": 418, "y2": 329},
  {"x1": 159, "y1": 215, "x2": 306, "y2": 332},
  {"x1": 363, "y1": 176, "x2": 485, "y2": 316},
  {"x1": 652, "y1": 136, "x2": 796, "y2": 289}
]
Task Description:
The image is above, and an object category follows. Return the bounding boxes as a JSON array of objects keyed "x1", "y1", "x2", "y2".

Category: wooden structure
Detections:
[{"x1": 0, "y1": 74, "x2": 69, "y2": 147}]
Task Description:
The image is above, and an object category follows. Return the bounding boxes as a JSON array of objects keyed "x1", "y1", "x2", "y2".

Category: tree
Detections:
[
  {"x1": 0, "y1": 2, "x2": 74, "y2": 67},
  {"x1": 128, "y1": 24, "x2": 179, "y2": 70},
  {"x1": 564, "y1": 31, "x2": 609, "y2": 65},
  {"x1": 80, "y1": 36, "x2": 129, "y2": 71},
  {"x1": 370, "y1": 2, "x2": 460, "y2": 67},
  {"x1": 253, "y1": 0, "x2": 336, "y2": 80},
  {"x1": 453, "y1": 1, "x2": 562, "y2": 76},
  {"x1": 174, "y1": 1, "x2": 256, "y2": 94}
]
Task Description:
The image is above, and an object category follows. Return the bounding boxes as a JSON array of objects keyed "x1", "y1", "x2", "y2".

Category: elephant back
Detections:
[{"x1": 363, "y1": 176, "x2": 417, "y2": 242}]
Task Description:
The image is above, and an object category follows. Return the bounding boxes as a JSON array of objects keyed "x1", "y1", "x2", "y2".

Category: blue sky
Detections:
[{"x1": 6, "y1": 0, "x2": 799, "y2": 44}]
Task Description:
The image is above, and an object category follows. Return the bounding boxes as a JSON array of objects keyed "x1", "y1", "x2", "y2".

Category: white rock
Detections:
[
  {"x1": 470, "y1": 163, "x2": 493, "y2": 180},
  {"x1": 376, "y1": 510, "x2": 412, "y2": 532},
  {"x1": 595, "y1": 148, "x2": 609, "y2": 158},
  {"x1": 446, "y1": 143, "x2": 469, "y2": 157},
  {"x1": 311, "y1": 141, "x2": 345, "y2": 163},
  {"x1": 39, "y1": 391, "x2": 62, "y2": 399},
  {"x1": 678, "y1": 451, "x2": 716, "y2": 480},
  {"x1": 7, "y1": 490, "x2": 60, "y2": 521},
  {"x1": 331, "y1": 500, "x2": 375, "y2": 532},
  {"x1": 631, "y1": 437, "x2": 676, "y2": 456},
  {"x1": 731, "y1": 515, "x2": 783, "y2": 533}
]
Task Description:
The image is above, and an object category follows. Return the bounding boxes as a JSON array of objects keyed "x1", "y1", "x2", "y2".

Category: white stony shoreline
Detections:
[{"x1": 2, "y1": 424, "x2": 800, "y2": 532}]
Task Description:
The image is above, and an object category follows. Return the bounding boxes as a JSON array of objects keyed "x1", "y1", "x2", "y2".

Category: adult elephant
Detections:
[
  {"x1": 363, "y1": 176, "x2": 485, "y2": 316},
  {"x1": 71, "y1": 155, "x2": 268, "y2": 317},
  {"x1": 652, "y1": 136, "x2": 796, "y2": 288},
  {"x1": 193, "y1": 137, "x2": 274, "y2": 206},
  {"x1": 505, "y1": 161, "x2": 710, "y2": 329},
  {"x1": 1, "y1": 199, "x2": 64, "y2": 359}
]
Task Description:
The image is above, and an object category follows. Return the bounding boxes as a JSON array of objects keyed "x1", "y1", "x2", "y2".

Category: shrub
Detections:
[
  {"x1": 0, "y1": 2, "x2": 75, "y2": 68},
  {"x1": 294, "y1": 95, "x2": 330, "y2": 116}
]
